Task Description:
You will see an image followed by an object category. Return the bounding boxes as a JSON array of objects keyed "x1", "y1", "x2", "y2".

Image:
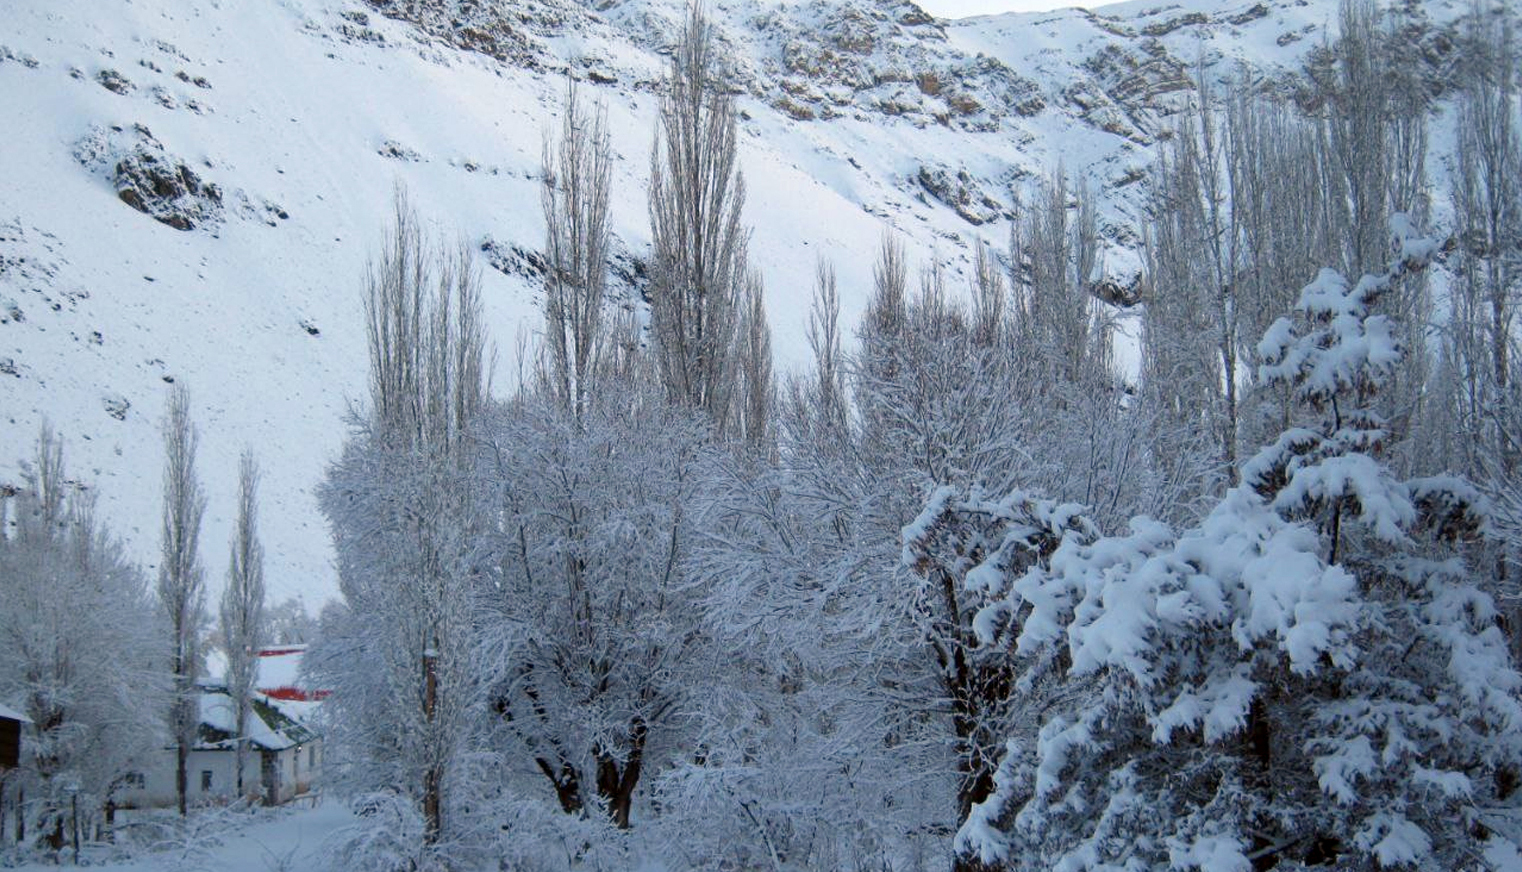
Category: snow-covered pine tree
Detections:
[
  {"x1": 900, "y1": 485, "x2": 1098, "y2": 868},
  {"x1": 941, "y1": 221, "x2": 1519, "y2": 871}
]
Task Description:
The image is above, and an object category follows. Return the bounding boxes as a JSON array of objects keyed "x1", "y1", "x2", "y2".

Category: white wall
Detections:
[
  {"x1": 125, "y1": 747, "x2": 245, "y2": 808},
  {"x1": 120, "y1": 740, "x2": 320, "y2": 808}
]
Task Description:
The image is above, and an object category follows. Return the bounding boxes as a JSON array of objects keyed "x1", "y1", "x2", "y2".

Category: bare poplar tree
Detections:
[
  {"x1": 157, "y1": 384, "x2": 206, "y2": 818},
  {"x1": 735, "y1": 270, "x2": 773, "y2": 450},
  {"x1": 1304, "y1": 0, "x2": 1433, "y2": 469},
  {"x1": 1138, "y1": 70, "x2": 1242, "y2": 511},
  {"x1": 806, "y1": 258, "x2": 848, "y2": 437},
  {"x1": 1452, "y1": 5, "x2": 1520, "y2": 475},
  {"x1": 1011, "y1": 171, "x2": 1110, "y2": 388},
  {"x1": 648, "y1": 2, "x2": 748, "y2": 431},
  {"x1": 323, "y1": 192, "x2": 487, "y2": 846},
  {"x1": 970, "y1": 239, "x2": 1005, "y2": 347},
  {"x1": 542, "y1": 79, "x2": 612, "y2": 425},
  {"x1": 218, "y1": 448, "x2": 265, "y2": 801}
]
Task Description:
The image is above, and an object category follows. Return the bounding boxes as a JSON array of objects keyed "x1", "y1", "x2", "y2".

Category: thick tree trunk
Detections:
[
  {"x1": 423, "y1": 766, "x2": 442, "y2": 844},
  {"x1": 595, "y1": 718, "x2": 647, "y2": 829},
  {"x1": 235, "y1": 705, "x2": 246, "y2": 800},
  {"x1": 535, "y1": 757, "x2": 583, "y2": 814}
]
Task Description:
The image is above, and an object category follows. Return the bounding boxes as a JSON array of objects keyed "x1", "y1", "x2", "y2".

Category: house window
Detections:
[
  {"x1": 123, "y1": 772, "x2": 145, "y2": 789},
  {"x1": 201, "y1": 770, "x2": 213, "y2": 792}
]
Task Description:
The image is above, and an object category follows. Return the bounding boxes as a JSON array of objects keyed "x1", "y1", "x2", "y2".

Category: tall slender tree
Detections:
[
  {"x1": 157, "y1": 385, "x2": 206, "y2": 818},
  {"x1": 648, "y1": 2, "x2": 749, "y2": 431},
  {"x1": 219, "y1": 449, "x2": 265, "y2": 801},
  {"x1": 318, "y1": 194, "x2": 486, "y2": 849},
  {"x1": 735, "y1": 270, "x2": 773, "y2": 451},
  {"x1": 541, "y1": 79, "x2": 612, "y2": 426}
]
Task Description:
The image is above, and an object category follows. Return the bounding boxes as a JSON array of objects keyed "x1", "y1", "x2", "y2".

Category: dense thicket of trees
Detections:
[
  {"x1": 1, "y1": 392, "x2": 281, "y2": 861},
  {"x1": 306, "y1": 2, "x2": 1522, "y2": 869},
  {"x1": 0, "y1": 428, "x2": 164, "y2": 859}
]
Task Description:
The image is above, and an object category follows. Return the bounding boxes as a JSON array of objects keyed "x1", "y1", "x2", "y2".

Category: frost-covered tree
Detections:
[
  {"x1": 263, "y1": 596, "x2": 316, "y2": 646},
  {"x1": 1142, "y1": 72, "x2": 1238, "y2": 498},
  {"x1": 945, "y1": 222, "x2": 1518, "y2": 871},
  {"x1": 157, "y1": 385, "x2": 206, "y2": 819},
  {"x1": 316, "y1": 196, "x2": 486, "y2": 859},
  {"x1": 1301, "y1": 0, "x2": 1434, "y2": 471},
  {"x1": 218, "y1": 449, "x2": 265, "y2": 800},
  {"x1": 0, "y1": 426, "x2": 163, "y2": 857},
  {"x1": 1010, "y1": 172, "x2": 1112, "y2": 392},
  {"x1": 648, "y1": 2, "x2": 749, "y2": 431},
  {"x1": 1438, "y1": 7, "x2": 1521, "y2": 481},
  {"x1": 671, "y1": 219, "x2": 1159, "y2": 868},
  {"x1": 735, "y1": 270, "x2": 774, "y2": 451},
  {"x1": 541, "y1": 80, "x2": 612, "y2": 426},
  {"x1": 477, "y1": 374, "x2": 709, "y2": 831}
]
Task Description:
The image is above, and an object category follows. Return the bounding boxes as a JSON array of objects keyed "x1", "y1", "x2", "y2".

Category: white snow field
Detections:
[
  {"x1": 9, "y1": 801, "x2": 355, "y2": 872},
  {"x1": 0, "y1": 0, "x2": 1471, "y2": 607}
]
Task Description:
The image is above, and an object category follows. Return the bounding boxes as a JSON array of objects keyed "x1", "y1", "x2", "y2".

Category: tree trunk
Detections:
[
  {"x1": 594, "y1": 718, "x2": 647, "y2": 829},
  {"x1": 177, "y1": 739, "x2": 189, "y2": 817},
  {"x1": 422, "y1": 649, "x2": 441, "y2": 843},
  {"x1": 235, "y1": 701, "x2": 246, "y2": 800}
]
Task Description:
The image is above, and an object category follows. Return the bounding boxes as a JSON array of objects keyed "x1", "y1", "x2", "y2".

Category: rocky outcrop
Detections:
[
  {"x1": 74, "y1": 124, "x2": 223, "y2": 231},
  {"x1": 916, "y1": 164, "x2": 1003, "y2": 226}
]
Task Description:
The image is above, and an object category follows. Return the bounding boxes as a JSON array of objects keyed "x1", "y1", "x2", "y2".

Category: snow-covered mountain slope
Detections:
[{"x1": 0, "y1": 0, "x2": 1473, "y2": 604}]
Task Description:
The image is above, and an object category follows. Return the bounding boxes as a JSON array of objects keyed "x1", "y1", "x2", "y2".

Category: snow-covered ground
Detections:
[{"x1": 9, "y1": 801, "x2": 355, "y2": 872}]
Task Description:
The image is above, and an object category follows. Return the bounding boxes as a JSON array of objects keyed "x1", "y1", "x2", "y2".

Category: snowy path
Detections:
[{"x1": 13, "y1": 801, "x2": 356, "y2": 872}]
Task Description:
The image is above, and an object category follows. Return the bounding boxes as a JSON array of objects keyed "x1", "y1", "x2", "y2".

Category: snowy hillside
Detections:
[{"x1": 0, "y1": 0, "x2": 1471, "y2": 603}]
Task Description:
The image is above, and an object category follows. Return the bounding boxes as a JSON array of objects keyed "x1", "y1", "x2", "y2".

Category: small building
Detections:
[
  {"x1": 122, "y1": 688, "x2": 322, "y2": 808},
  {"x1": 0, "y1": 702, "x2": 28, "y2": 771}
]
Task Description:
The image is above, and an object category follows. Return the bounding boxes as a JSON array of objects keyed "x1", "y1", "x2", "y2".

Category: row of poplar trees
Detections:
[{"x1": 0, "y1": 388, "x2": 270, "y2": 861}]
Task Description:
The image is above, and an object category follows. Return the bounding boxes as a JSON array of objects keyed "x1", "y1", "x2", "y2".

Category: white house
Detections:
[{"x1": 122, "y1": 687, "x2": 321, "y2": 808}]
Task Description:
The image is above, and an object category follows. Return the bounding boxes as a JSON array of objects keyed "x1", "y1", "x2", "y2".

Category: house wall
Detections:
[
  {"x1": 123, "y1": 748, "x2": 249, "y2": 808},
  {"x1": 265, "y1": 739, "x2": 322, "y2": 803},
  {"x1": 117, "y1": 739, "x2": 321, "y2": 808}
]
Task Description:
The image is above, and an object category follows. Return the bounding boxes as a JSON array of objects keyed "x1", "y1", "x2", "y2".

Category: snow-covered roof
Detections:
[
  {"x1": 0, "y1": 703, "x2": 29, "y2": 723},
  {"x1": 266, "y1": 696, "x2": 323, "y2": 729},
  {"x1": 206, "y1": 645, "x2": 327, "y2": 701},
  {"x1": 256, "y1": 646, "x2": 307, "y2": 691},
  {"x1": 195, "y1": 689, "x2": 318, "y2": 752}
]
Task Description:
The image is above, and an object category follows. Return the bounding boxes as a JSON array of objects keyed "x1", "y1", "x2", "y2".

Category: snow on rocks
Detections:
[{"x1": 74, "y1": 124, "x2": 224, "y2": 232}]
